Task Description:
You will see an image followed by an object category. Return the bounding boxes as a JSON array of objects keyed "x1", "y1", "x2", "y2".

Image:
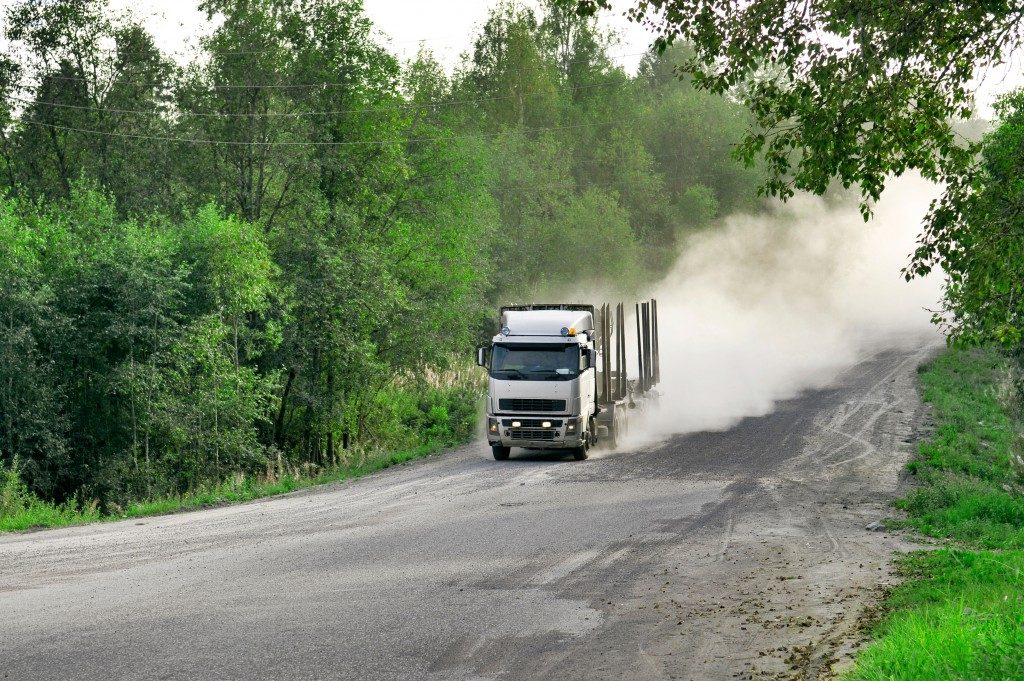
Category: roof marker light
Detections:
[
  {"x1": 560, "y1": 326, "x2": 569, "y2": 336},
  {"x1": 501, "y1": 326, "x2": 511, "y2": 336}
]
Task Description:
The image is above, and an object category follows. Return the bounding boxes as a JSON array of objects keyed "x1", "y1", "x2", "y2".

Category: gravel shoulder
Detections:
[{"x1": 0, "y1": 344, "x2": 937, "y2": 680}]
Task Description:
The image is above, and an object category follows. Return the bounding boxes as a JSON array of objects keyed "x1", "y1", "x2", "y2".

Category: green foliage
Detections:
[
  {"x1": 464, "y1": 2, "x2": 560, "y2": 129},
  {"x1": 895, "y1": 347, "x2": 1024, "y2": 549},
  {"x1": 925, "y1": 91, "x2": 1024, "y2": 348},
  {"x1": 0, "y1": 440, "x2": 447, "y2": 532},
  {"x1": 570, "y1": 0, "x2": 1024, "y2": 349},
  {"x1": 3, "y1": 0, "x2": 176, "y2": 212},
  {"x1": 449, "y1": 4, "x2": 763, "y2": 291},
  {"x1": 572, "y1": 0, "x2": 1001, "y2": 203},
  {"x1": 0, "y1": 458, "x2": 101, "y2": 532},
  {"x1": 545, "y1": 188, "x2": 641, "y2": 289},
  {"x1": 1, "y1": 457, "x2": 33, "y2": 520},
  {"x1": 0, "y1": 185, "x2": 279, "y2": 505},
  {"x1": 845, "y1": 549, "x2": 1024, "y2": 681},
  {"x1": 0, "y1": 202, "x2": 68, "y2": 496},
  {"x1": 369, "y1": 378, "x2": 484, "y2": 451}
]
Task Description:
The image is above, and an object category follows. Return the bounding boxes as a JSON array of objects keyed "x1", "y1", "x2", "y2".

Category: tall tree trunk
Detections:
[
  {"x1": 274, "y1": 367, "x2": 296, "y2": 449},
  {"x1": 326, "y1": 366, "x2": 335, "y2": 465}
]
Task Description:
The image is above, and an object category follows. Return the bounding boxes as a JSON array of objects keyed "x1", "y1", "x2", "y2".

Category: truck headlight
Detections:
[
  {"x1": 512, "y1": 421, "x2": 521, "y2": 428},
  {"x1": 542, "y1": 421, "x2": 551, "y2": 428},
  {"x1": 566, "y1": 420, "x2": 576, "y2": 433},
  {"x1": 488, "y1": 419, "x2": 498, "y2": 434}
]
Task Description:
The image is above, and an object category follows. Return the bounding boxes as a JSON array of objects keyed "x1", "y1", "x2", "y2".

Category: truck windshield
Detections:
[{"x1": 490, "y1": 344, "x2": 580, "y2": 381}]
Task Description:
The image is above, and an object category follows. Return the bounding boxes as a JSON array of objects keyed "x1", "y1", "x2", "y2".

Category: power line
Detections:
[
  {"x1": 3, "y1": 38, "x2": 435, "y2": 62},
  {"x1": 17, "y1": 114, "x2": 645, "y2": 147},
  {"x1": 9, "y1": 50, "x2": 656, "y2": 91},
  {"x1": 0, "y1": 5, "x2": 637, "y2": 60},
  {"x1": 5, "y1": 73, "x2": 668, "y2": 119}
]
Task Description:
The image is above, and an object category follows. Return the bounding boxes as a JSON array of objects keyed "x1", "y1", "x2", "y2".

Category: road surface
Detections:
[{"x1": 0, "y1": 345, "x2": 935, "y2": 680}]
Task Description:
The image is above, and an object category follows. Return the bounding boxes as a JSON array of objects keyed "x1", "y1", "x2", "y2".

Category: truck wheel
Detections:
[
  {"x1": 609, "y1": 411, "x2": 627, "y2": 449},
  {"x1": 492, "y1": 445, "x2": 511, "y2": 461},
  {"x1": 573, "y1": 428, "x2": 590, "y2": 460}
]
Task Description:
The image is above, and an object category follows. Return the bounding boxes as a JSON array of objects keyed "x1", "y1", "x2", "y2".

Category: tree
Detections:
[
  {"x1": 539, "y1": 0, "x2": 611, "y2": 87},
  {"x1": 572, "y1": 0, "x2": 1016, "y2": 200},
  {"x1": 2, "y1": 0, "x2": 176, "y2": 214},
  {"x1": 460, "y1": 2, "x2": 561, "y2": 129},
  {"x1": 177, "y1": 204, "x2": 278, "y2": 370},
  {"x1": 569, "y1": 0, "x2": 1024, "y2": 337},
  {"x1": 0, "y1": 198, "x2": 69, "y2": 499},
  {"x1": 935, "y1": 91, "x2": 1024, "y2": 347},
  {"x1": 0, "y1": 183, "x2": 278, "y2": 505}
]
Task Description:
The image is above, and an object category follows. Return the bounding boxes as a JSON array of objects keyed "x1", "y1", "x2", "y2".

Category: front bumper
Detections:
[{"x1": 487, "y1": 415, "x2": 583, "y2": 449}]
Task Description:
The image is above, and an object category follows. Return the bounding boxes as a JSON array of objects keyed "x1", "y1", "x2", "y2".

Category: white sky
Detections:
[
  {"x1": 0, "y1": 0, "x2": 655, "y2": 72},
  {"x1": 0, "y1": 0, "x2": 1019, "y2": 117}
]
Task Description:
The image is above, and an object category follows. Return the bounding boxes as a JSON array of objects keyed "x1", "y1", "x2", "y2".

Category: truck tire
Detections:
[
  {"x1": 606, "y1": 421, "x2": 617, "y2": 449},
  {"x1": 573, "y1": 425, "x2": 591, "y2": 460},
  {"x1": 492, "y1": 445, "x2": 511, "y2": 461},
  {"x1": 574, "y1": 417, "x2": 596, "y2": 460},
  {"x1": 608, "y1": 410, "x2": 627, "y2": 449}
]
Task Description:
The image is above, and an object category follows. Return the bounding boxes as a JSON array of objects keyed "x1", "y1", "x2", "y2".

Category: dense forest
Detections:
[{"x1": 0, "y1": 0, "x2": 761, "y2": 511}]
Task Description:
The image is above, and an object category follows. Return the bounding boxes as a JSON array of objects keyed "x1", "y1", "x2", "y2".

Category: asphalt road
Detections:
[{"x1": 0, "y1": 344, "x2": 936, "y2": 680}]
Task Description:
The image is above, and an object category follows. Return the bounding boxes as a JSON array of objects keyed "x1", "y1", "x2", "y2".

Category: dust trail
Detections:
[{"x1": 624, "y1": 174, "x2": 943, "y2": 446}]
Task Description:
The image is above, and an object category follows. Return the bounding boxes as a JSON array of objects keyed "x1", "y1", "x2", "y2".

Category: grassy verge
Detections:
[
  {"x1": 0, "y1": 443, "x2": 448, "y2": 533},
  {"x1": 845, "y1": 347, "x2": 1024, "y2": 680}
]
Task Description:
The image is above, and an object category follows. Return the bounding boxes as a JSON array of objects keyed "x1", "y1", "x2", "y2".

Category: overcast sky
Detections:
[
  {"x1": 0, "y1": 0, "x2": 1019, "y2": 117},
  {"x1": 0, "y1": 0, "x2": 654, "y2": 72}
]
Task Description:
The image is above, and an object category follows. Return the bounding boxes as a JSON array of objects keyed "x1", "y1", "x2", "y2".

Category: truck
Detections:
[{"x1": 475, "y1": 301, "x2": 661, "y2": 461}]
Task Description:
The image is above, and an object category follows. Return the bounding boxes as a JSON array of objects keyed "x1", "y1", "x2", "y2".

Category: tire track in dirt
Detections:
[{"x1": 0, "y1": 345, "x2": 938, "y2": 681}]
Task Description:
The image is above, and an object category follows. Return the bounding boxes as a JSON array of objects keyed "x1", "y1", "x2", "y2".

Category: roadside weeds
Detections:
[{"x1": 0, "y1": 442, "x2": 449, "y2": 533}]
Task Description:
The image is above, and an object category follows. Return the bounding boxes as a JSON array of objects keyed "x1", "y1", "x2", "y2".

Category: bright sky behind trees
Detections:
[
  {"x1": 3, "y1": 0, "x2": 1021, "y2": 116},
  {"x1": 0, "y1": 1, "x2": 653, "y2": 73}
]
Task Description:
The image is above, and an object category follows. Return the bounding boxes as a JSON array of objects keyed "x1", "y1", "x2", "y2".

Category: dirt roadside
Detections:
[{"x1": 564, "y1": 344, "x2": 937, "y2": 680}]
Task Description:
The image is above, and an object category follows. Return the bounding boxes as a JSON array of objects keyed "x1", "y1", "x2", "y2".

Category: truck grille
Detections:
[
  {"x1": 502, "y1": 419, "x2": 563, "y2": 428},
  {"x1": 498, "y1": 399, "x2": 566, "y2": 412},
  {"x1": 510, "y1": 429, "x2": 557, "y2": 441}
]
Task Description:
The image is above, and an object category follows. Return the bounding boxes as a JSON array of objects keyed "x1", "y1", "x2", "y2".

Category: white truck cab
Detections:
[
  {"x1": 476, "y1": 301, "x2": 659, "y2": 461},
  {"x1": 478, "y1": 306, "x2": 599, "y2": 460}
]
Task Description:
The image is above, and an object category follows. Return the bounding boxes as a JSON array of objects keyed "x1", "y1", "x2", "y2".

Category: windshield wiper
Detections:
[
  {"x1": 494, "y1": 368, "x2": 527, "y2": 380},
  {"x1": 528, "y1": 368, "x2": 575, "y2": 380}
]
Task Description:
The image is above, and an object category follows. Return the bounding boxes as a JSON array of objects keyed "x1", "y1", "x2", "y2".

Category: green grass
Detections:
[
  {"x1": 846, "y1": 550, "x2": 1024, "y2": 680},
  {"x1": 0, "y1": 497, "x2": 103, "y2": 532},
  {"x1": 0, "y1": 443, "x2": 443, "y2": 533},
  {"x1": 845, "y1": 347, "x2": 1024, "y2": 679},
  {"x1": 891, "y1": 347, "x2": 1024, "y2": 549}
]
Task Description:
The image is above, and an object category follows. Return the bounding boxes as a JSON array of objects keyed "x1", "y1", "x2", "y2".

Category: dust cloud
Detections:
[{"x1": 626, "y1": 174, "x2": 944, "y2": 445}]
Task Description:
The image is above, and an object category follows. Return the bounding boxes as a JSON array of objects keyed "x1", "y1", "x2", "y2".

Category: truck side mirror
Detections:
[
  {"x1": 580, "y1": 348, "x2": 595, "y2": 371},
  {"x1": 476, "y1": 346, "x2": 490, "y2": 368}
]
